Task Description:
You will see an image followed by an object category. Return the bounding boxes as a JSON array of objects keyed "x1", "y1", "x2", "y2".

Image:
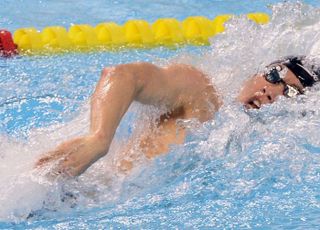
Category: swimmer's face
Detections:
[{"x1": 237, "y1": 65, "x2": 303, "y2": 109}]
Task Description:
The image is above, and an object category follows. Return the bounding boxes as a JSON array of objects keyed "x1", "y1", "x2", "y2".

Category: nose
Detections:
[{"x1": 255, "y1": 88, "x2": 274, "y2": 104}]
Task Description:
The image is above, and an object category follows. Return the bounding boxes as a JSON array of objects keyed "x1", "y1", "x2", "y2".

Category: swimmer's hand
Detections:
[{"x1": 35, "y1": 135, "x2": 107, "y2": 178}]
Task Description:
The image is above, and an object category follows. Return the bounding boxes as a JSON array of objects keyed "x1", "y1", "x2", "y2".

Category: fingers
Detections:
[
  {"x1": 35, "y1": 156, "x2": 53, "y2": 168},
  {"x1": 36, "y1": 157, "x2": 75, "y2": 180},
  {"x1": 59, "y1": 156, "x2": 86, "y2": 177},
  {"x1": 46, "y1": 154, "x2": 81, "y2": 178},
  {"x1": 34, "y1": 137, "x2": 90, "y2": 178},
  {"x1": 35, "y1": 149, "x2": 66, "y2": 168},
  {"x1": 35, "y1": 152, "x2": 72, "y2": 180},
  {"x1": 49, "y1": 165, "x2": 74, "y2": 179},
  {"x1": 35, "y1": 154, "x2": 56, "y2": 167}
]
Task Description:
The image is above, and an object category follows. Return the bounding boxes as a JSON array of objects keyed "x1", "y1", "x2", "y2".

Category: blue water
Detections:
[{"x1": 1, "y1": 0, "x2": 320, "y2": 229}]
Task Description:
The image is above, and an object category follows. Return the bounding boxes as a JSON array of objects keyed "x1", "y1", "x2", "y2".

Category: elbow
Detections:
[
  {"x1": 101, "y1": 67, "x2": 112, "y2": 77},
  {"x1": 100, "y1": 62, "x2": 159, "y2": 99},
  {"x1": 113, "y1": 63, "x2": 147, "y2": 92}
]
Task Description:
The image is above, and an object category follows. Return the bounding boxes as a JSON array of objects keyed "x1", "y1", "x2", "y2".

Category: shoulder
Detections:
[
  {"x1": 165, "y1": 63, "x2": 211, "y2": 90},
  {"x1": 166, "y1": 63, "x2": 204, "y2": 75},
  {"x1": 166, "y1": 64, "x2": 221, "y2": 117}
]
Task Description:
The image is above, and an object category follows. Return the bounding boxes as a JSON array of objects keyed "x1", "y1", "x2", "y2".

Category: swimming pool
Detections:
[{"x1": 1, "y1": 0, "x2": 320, "y2": 229}]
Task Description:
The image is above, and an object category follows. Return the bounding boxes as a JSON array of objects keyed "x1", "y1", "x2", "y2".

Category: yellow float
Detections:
[{"x1": 12, "y1": 12, "x2": 269, "y2": 54}]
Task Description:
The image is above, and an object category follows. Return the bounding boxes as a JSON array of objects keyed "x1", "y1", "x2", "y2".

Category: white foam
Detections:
[{"x1": 1, "y1": 1, "x2": 320, "y2": 221}]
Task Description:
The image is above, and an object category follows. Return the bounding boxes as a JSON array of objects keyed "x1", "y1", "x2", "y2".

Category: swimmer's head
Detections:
[{"x1": 237, "y1": 64, "x2": 304, "y2": 109}]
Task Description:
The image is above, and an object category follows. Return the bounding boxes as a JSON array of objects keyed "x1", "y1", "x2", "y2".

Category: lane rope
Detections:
[{"x1": 0, "y1": 13, "x2": 269, "y2": 56}]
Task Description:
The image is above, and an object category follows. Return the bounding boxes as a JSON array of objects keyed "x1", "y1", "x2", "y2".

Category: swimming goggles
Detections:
[{"x1": 264, "y1": 65, "x2": 302, "y2": 98}]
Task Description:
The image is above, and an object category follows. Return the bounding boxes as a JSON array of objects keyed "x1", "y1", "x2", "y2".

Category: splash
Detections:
[{"x1": 1, "y1": 2, "x2": 320, "y2": 228}]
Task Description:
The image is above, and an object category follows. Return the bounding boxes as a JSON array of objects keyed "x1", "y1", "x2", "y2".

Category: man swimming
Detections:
[{"x1": 36, "y1": 56, "x2": 320, "y2": 177}]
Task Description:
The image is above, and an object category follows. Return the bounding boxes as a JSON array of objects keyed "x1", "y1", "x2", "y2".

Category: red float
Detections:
[{"x1": 0, "y1": 30, "x2": 18, "y2": 57}]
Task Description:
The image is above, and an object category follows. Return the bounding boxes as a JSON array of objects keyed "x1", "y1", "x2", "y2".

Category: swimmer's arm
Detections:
[
  {"x1": 36, "y1": 62, "x2": 189, "y2": 176},
  {"x1": 90, "y1": 62, "x2": 184, "y2": 144}
]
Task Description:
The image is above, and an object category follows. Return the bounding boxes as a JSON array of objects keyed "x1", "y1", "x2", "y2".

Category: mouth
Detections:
[{"x1": 246, "y1": 99, "x2": 261, "y2": 109}]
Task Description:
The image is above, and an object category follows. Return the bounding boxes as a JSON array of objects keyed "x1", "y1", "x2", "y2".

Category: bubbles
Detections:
[
  {"x1": 192, "y1": 2, "x2": 320, "y2": 102},
  {"x1": 1, "y1": 1, "x2": 320, "y2": 228}
]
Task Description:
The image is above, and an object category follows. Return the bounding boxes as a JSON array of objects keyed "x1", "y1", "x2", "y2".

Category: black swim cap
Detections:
[
  {"x1": 282, "y1": 56, "x2": 319, "y2": 87},
  {"x1": 267, "y1": 56, "x2": 320, "y2": 87}
]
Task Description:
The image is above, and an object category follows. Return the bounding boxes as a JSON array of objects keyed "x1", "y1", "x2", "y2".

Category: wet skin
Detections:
[
  {"x1": 36, "y1": 63, "x2": 221, "y2": 177},
  {"x1": 237, "y1": 64, "x2": 304, "y2": 109},
  {"x1": 36, "y1": 62, "x2": 303, "y2": 177}
]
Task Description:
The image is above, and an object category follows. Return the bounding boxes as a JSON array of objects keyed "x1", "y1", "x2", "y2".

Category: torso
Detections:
[{"x1": 117, "y1": 64, "x2": 221, "y2": 172}]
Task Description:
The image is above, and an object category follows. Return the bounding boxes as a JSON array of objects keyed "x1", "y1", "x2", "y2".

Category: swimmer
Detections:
[{"x1": 35, "y1": 55, "x2": 320, "y2": 177}]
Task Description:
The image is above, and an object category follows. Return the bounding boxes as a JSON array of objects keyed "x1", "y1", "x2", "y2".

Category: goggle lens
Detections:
[
  {"x1": 265, "y1": 66, "x2": 283, "y2": 84},
  {"x1": 264, "y1": 65, "x2": 301, "y2": 98}
]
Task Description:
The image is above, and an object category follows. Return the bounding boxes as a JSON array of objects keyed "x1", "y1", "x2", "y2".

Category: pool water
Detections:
[{"x1": 1, "y1": 0, "x2": 320, "y2": 229}]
